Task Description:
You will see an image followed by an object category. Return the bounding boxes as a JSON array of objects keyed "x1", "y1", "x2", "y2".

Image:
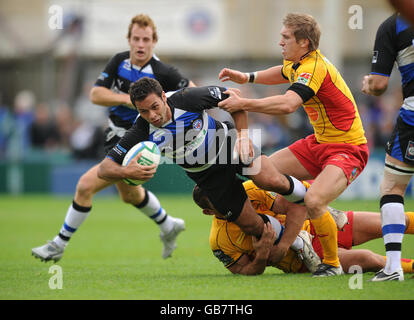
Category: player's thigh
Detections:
[
  {"x1": 246, "y1": 155, "x2": 290, "y2": 193},
  {"x1": 115, "y1": 181, "x2": 146, "y2": 205},
  {"x1": 305, "y1": 164, "x2": 348, "y2": 208},
  {"x1": 381, "y1": 154, "x2": 414, "y2": 196},
  {"x1": 268, "y1": 147, "x2": 312, "y2": 180}
]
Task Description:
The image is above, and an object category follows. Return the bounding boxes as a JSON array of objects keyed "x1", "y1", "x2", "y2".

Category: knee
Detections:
[
  {"x1": 119, "y1": 186, "x2": 144, "y2": 205},
  {"x1": 76, "y1": 174, "x2": 97, "y2": 197},
  {"x1": 304, "y1": 192, "x2": 324, "y2": 213}
]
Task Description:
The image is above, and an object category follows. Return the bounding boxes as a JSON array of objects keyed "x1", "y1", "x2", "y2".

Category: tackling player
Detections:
[
  {"x1": 97, "y1": 77, "x2": 313, "y2": 253},
  {"x1": 32, "y1": 14, "x2": 192, "y2": 262},
  {"x1": 217, "y1": 13, "x2": 368, "y2": 277},
  {"x1": 362, "y1": 13, "x2": 414, "y2": 282},
  {"x1": 193, "y1": 180, "x2": 414, "y2": 276}
]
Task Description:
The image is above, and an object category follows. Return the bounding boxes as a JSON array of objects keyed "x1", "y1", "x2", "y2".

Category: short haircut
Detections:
[
  {"x1": 283, "y1": 13, "x2": 321, "y2": 51},
  {"x1": 127, "y1": 14, "x2": 158, "y2": 42},
  {"x1": 192, "y1": 185, "x2": 213, "y2": 210},
  {"x1": 129, "y1": 77, "x2": 163, "y2": 107}
]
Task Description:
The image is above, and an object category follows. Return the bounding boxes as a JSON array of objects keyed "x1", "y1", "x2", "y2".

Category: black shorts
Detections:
[
  {"x1": 186, "y1": 132, "x2": 262, "y2": 222},
  {"x1": 103, "y1": 127, "x2": 123, "y2": 154},
  {"x1": 187, "y1": 163, "x2": 248, "y2": 222},
  {"x1": 386, "y1": 116, "x2": 414, "y2": 165}
]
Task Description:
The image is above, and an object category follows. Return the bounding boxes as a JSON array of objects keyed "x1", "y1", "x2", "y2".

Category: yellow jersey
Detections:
[
  {"x1": 209, "y1": 180, "x2": 306, "y2": 273},
  {"x1": 282, "y1": 50, "x2": 367, "y2": 145}
]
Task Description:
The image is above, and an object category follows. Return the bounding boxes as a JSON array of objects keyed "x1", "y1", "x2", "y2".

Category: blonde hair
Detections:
[
  {"x1": 127, "y1": 14, "x2": 158, "y2": 42},
  {"x1": 283, "y1": 13, "x2": 321, "y2": 51}
]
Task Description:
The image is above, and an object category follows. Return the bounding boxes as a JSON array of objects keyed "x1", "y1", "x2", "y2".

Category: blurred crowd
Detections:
[
  {"x1": 0, "y1": 83, "x2": 107, "y2": 162},
  {"x1": 0, "y1": 81, "x2": 403, "y2": 162}
]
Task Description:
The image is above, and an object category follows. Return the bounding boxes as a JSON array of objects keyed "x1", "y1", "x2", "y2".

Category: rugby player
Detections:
[
  {"x1": 193, "y1": 180, "x2": 414, "y2": 276},
  {"x1": 32, "y1": 14, "x2": 193, "y2": 262},
  {"x1": 217, "y1": 13, "x2": 368, "y2": 277},
  {"x1": 98, "y1": 77, "x2": 313, "y2": 251},
  {"x1": 362, "y1": 13, "x2": 414, "y2": 281}
]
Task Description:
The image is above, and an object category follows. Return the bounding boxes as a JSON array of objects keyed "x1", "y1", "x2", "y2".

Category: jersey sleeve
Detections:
[
  {"x1": 243, "y1": 180, "x2": 276, "y2": 215},
  {"x1": 159, "y1": 65, "x2": 190, "y2": 91},
  {"x1": 106, "y1": 117, "x2": 149, "y2": 164},
  {"x1": 286, "y1": 58, "x2": 324, "y2": 103},
  {"x1": 94, "y1": 53, "x2": 123, "y2": 88},
  {"x1": 168, "y1": 86, "x2": 229, "y2": 112},
  {"x1": 371, "y1": 15, "x2": 397, "y2": 77}
]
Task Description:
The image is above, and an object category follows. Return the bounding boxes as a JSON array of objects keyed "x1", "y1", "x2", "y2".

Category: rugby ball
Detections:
[{"x1": 122, "y1": 141, "x2": 161, "y2": 186}]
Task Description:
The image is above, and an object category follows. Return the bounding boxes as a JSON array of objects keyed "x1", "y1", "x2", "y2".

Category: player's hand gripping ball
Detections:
[{"x1": 122, "y1": 141, "x2": 161, "y2": 186}]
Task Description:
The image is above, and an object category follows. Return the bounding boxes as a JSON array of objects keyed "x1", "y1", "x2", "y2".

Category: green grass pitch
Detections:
[{"x1": 1, "y1": 194, "x2": 414, "y2": 300}]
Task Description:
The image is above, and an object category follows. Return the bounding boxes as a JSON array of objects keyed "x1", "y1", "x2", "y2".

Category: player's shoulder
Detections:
[
  {"x1": 378, "y1": 14, "x2": 397, "y2": 34},
  {"x1": 298, "y1": 50, "x2": 329, "y2": 76},
  {"x1": 149, "y1": 55, "x2": 178, "y2": 73},
  {"x1": 111, "y1": 51, "x2": 130, "y2": 62}
]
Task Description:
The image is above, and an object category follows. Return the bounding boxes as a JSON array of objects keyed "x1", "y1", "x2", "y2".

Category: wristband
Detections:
[{"x1": 247, "y1": 72, "x2": 257, "y2": 83}]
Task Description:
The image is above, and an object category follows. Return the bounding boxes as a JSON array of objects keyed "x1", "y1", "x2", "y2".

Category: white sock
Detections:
[
  {"x1": 265, "y1": 214, "x2": 303, "y2": 250},
  {"x1": 135, "y1": 190, "x2": 174, "y2": 233},
  {"x1": 56, "y1": 201, "x2": 91, "y2": 248},
  {"x1": 291, "y1": 237, "x2": 304, "y2": 251},
  {"x1": 281, "y1": 175, "x2": 308, "y2": 204},
  {"x1": 381, "y1": 195, "x2": 405, "y2": 274}
]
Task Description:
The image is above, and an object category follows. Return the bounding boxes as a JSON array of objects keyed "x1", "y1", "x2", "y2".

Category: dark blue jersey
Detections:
[
  {"x1": 94, "y1": 51, "x2": 190, "y2": 128},
  {"x1": 371, "y1": 14, "x2": 414, "y2": 125},
  {"x1": 107, "y1": 86, "x2": 235, "y2": 171}
]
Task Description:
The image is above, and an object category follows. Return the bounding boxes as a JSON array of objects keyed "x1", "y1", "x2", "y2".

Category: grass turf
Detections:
[{"x1": 1, "y1": 194, "x2": 414, "y2": 300}]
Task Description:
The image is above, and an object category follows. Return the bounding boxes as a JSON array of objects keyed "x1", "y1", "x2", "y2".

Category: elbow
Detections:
[
  {"x1": 284, "y1": 103, "x2": 299, "y2": 114},
  {"x1": 89, "y1": 87, "x2": 100, "y2": 104},
  {"x1": 96, "y1": 162, "x2": 108, "y2": 180}
]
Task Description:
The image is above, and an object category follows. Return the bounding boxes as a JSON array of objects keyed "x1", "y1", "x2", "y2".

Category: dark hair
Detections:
[
  {"x1": 129, "y1": 77, "x2": 163, "y2": 107},
  {"x1": 192, "y1": 185, "x2": 213, "y2": 210}
]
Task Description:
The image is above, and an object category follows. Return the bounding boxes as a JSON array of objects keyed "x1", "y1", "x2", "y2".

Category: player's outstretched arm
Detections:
[
  {"x1": 218, "y1": 89, "x2": 302, "y2": 114},
  {"x1": 219, "y1": 65, "x2": 288, "y2": 85},
  {"x1": 97, "y1": 154, "x2": 156, "y2": 182}
]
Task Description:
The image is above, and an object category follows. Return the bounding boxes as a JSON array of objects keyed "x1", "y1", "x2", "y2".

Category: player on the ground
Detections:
[
  {"x1": 217, "y1": 13, "x2": 369, "y2": 277},
  {"x1": 32, "y1": 14, "x2": 192, "y2": 262},
  {"x1": 362, "y1": 13, "x2": 414, "y2": 281},
  {"x1": 193, "y1": 180, "x2": 414, "y2": 276},
  {"x1": 97, "y1": 77, "x2": 313, "y2": 255}
]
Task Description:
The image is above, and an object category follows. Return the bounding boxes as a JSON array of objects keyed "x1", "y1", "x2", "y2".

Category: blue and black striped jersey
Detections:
[
  {"x1": 94, "y1": 51, "x2": 190, "y2": 128},
  {"x1": 371, "y1": 14, "x2": 414, "y2": 125},
  {"x1": 107, "y1": 86, "x2": 233, "y2": 171}
]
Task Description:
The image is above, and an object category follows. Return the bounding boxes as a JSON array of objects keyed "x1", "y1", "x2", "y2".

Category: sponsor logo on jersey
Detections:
[
  {"x1": 304, "y1": 106, "x2": 319, "y2": 122},
  {"x1": 297, "y1": 72, "x2": 312, "y2": 85},
  {"x1": 213, "y1": 249, "x2": 234, "y2": 266},
  {"x1": 192, "y1": 119, "x2": 203, "y2": 130},
  {"x1": 372, "y1": 50, "x2": 379, "y2": 64},
  {"x1": 98, "y1": 72, "x2": 108, "y2": 81},
  {"x1": 208, "y1": 87, "x2": 222, "y2": 100}
]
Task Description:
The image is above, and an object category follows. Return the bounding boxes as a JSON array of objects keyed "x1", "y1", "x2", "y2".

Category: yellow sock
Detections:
[
  {"x1": 310, "y1": 211, "x2": 340, "y2": 268},
  {"x1": 405, "y1": 212, "x2": 414, "y2": 234},
  {"x1": 382, "y1": 256, "x2": 414, "y2": 273}
]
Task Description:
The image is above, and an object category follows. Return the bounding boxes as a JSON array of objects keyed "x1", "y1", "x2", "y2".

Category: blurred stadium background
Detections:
[{"x1": 0, "y1": 0, "x2": 408, "y2": 199}]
